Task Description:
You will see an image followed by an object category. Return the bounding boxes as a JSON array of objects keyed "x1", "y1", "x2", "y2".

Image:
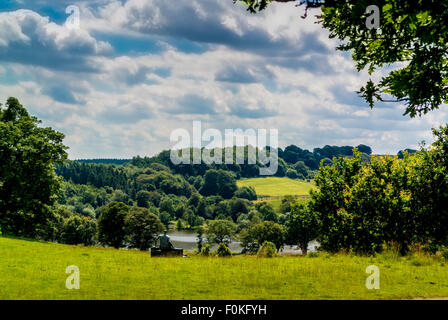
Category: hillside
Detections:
[{"x1": 237, "y1": 177, "x2": 316, "y2": 198}]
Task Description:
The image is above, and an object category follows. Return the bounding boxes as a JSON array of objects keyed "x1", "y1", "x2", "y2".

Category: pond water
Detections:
[{"x1": 166, "y1": 230, "x2": 319, "y2": 254}]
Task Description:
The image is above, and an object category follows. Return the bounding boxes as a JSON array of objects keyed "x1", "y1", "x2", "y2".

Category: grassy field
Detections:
[
  {"x1": 237, "y1": 177, "x2": 316, "y2": 197},
  {"x1": 2, "y1": 236, "x2": 448, "y2": 300}
]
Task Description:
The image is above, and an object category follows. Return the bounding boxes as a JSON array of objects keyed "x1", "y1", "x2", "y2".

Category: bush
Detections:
[
  {"x1": 307, "y1": 252, "x2": 319, "y2": 258},
  {"x1": 200, "y1": 243, "x2": 211, "y2": 256},
  {"x1": 216, "y1": 242, "x2": 232, "y2": 257},
  {"x1": 257, "y1": 241, "x2": 277, "y2": 257}
]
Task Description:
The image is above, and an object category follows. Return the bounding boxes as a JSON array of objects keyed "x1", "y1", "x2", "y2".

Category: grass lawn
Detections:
[
  {"x1": 237, "y1": 177, "x2": 316, "y2": 197},
  {"x1": 2, "y1": 236, "x2": 448, "y2": 300}
]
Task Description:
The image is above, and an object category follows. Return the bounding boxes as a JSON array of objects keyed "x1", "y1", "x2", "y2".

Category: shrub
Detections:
[
  {"x1": 216, "y1": 242, "x2": 232, "y2": 257},
  {"x1": 307, "y1": 252, "x2": 319, "y2": 258},
  {"x1": 200, "y1": 243, "x2": 211, "y2": 256},
  {"x1": 257, "y1": 241, "x2": 277, "y2": 258}
]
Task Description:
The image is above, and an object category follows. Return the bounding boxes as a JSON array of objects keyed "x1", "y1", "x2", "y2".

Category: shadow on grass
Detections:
[{"x1": 0, "y1": 233, "x2": 53, "y2": 244}]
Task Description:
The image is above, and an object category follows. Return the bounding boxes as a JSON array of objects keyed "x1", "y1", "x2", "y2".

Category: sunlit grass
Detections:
[
  {"x1": 1, "y1": 236, "x2": 448, "y2": 300},
  {"x1": 237, "y1": 177, "x2": 316, "y2": 197}
]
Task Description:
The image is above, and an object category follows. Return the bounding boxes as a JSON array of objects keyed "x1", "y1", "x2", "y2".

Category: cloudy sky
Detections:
[{"x1": 0, "y1": 0, "x2": 446, "y2": 159}]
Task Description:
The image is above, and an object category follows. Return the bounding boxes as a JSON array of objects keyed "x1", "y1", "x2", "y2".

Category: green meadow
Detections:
[
  {"x1": 2, "y1": 236, "x2": 448, "y2": 300},
  {"x1": 237, "y1": 177, "x2": 316, "y2": 198}
]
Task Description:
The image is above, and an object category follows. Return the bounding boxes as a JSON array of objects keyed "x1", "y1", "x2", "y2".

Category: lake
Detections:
[{"x1": 166, "y1": 230, "x2": 318, "y2": 254}]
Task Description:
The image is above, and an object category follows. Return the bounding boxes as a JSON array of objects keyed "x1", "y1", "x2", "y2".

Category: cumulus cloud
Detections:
[{"x1": 0, "y1": 9, "x2": 111, "y2": 71}]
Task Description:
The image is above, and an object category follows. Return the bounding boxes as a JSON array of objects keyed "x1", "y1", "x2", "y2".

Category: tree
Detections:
[
  {"x1": 238, "y1": 0, "x2": 448, "y2": 117},
  {"x1": 256, "y1": 202, "x2": 278, "y2": 222},
  {"x1": 285, "y1": 203, "x2": 319, "y2": 255},
  {"x1": 286, "y1": 168, "x2": 299, "y2": 179},
  {"x1": 228, "y1": 198, "x2": 251, "y2": 222},
  {"x1": 196, "y1": 226, "x2": 204, "y2": 252},
  {"x1": 409, "y1": 125, "x2": 448, "y2": 250},
  {"x1": 159, "y1": 211, "x2": 171, "y2": 227},
  {"x1": 0, "y1": 97, "x2": 68, "y2": 238},
  {"x1": 60, "y1": 215, "x2": 97, "y2": 246},
  {"x1": 309, "y1": 150, "x2": 416, "y2": 254},
  {"x1": 279, "y1": 195, "x2": 297, "y2": 214},
  {"x1": 234, "y1": 186, "x2": 257, "y2": 201},
  {"x1": 124, "y1": 207, "x2": 164, "y2": 251},
  {"x1": 294, "y1": 161, "x2": 309, "y2": 178},
  {"x1": 199, "y1": 170, "x2": 237, "y2": 199},
  {"x1": 240, "y1": 221, "x2": 285, "y2": 252},
  {"x1": 98, "y1": 201, "x2": 129, "y2": 248},
  {"x1": 136, "y1": 190, "x2": 151, "y2": 208},
  {"x1": 206, "y1": 219, "x2": 236, "y2": 245}
]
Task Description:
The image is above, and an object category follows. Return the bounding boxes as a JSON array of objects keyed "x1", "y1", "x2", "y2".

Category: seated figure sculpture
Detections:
[{"x1": 151, "y1": 230, "x2": 183, "y2": 256}]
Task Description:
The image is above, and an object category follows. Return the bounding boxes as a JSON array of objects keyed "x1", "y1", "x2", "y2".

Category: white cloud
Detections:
[
  {"x1": 0, "y1": 9, "x2": 111, "y2": 70},
  {"x1": 0, "y1": 1, "x2": 446, "y2": 159}
]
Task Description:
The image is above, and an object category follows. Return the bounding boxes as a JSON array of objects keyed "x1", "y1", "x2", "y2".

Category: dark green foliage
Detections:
[
  {"x1": 136, "y1": 190, "x2": 151, "y2": 208},
  {"x1": 279, "y1": 195, "x2": 296, "y2": 214},
  {"x1": 55, "y1": 161, "x2": 128, "y2": 191},
  {"x1": 228, "y1": 198, "x2": 251, "y2": 222},
  {"x1": 0, "y1": 98, "x2": 68, "y2": 238},
  {"x1": 256, "y1": 202, "x2": 277, "y2": 222},
  {"x1": 76, "y1": 159, "x2": 130, "y2": 165},
  {"x1": 98, "y1": 201, "x2": 129, "y2": 248},
  {"x1": 199, "y1": 170, "x2": 237, "y2": 199},
  {"x1": 216, "y1": 242, "x2": 232, "y2": 257},
  {"x1": 234, "y1": 186, "x2": 257, "y2": 200},
  {"x1": 158, "y1": 211, "x2": 171, "y2": 227},
  {"x1": 124, "y1": 207, "x2": 164, "y2": 251},
  {"x1": 285, "y1": 203, "x2": 319, "y2": 255},
  {"x1": 60, "y1": 215, "x2": 97, "y2": 246}
]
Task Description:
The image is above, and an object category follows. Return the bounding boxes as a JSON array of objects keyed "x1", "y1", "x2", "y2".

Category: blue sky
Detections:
[{"x1": 0, "y1": 0, "x2": 446, "y2": 159}]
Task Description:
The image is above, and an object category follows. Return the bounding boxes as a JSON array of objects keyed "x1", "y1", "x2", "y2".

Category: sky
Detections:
[{"x1": 0, "y1": 0, "x2": 446, "y2": 159}]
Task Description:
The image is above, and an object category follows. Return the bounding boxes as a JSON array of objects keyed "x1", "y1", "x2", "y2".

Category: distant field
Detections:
[
  {"x1": 237, "y1": 177, "x2": 316, "y2": 197},
  {"x1": 2, "y1": 236, "x2": 448, "y2": 300}
]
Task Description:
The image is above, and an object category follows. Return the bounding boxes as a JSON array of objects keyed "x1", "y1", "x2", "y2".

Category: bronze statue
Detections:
[{"x1": 151, "y1": 230, "x2": 183, "y2": 256}]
